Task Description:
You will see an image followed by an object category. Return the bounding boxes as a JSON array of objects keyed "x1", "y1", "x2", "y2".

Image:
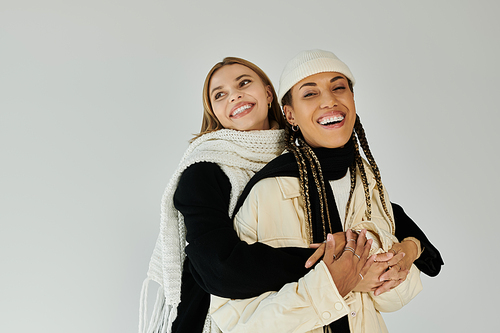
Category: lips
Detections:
[
  {"x1": 317, "y1": 111, "x2": 346, "y2": 127},
  {"x1": 230, "y1": 102, "x2": 254, "y2": 118}
]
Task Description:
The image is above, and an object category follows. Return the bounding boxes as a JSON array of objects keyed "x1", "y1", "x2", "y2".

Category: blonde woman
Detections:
[{"x1": 141, "y1": 57, "x2": 336, "y2": 333}]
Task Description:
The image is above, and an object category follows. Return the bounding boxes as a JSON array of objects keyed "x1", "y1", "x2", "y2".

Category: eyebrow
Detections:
[
  {"x1": 298, "y1": 75, "x2": 344, "y2": 90},
  {"x1": 235, "y1": 74, "x2": 252, "y2": 81},
  {"x1": 210, "y1": 74, "x2": 253, "y2": 97}
]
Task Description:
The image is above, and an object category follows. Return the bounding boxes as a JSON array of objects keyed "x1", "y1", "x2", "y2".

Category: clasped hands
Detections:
[{"x1": 306, "y1": 230, "x2": 416, "y2": 297}]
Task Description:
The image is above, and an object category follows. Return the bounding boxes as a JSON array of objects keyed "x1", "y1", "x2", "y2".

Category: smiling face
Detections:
[
  {"x1": 283, "y1": 72, "x2": 356, "y2": 148},
  {"x1": 209, "y1": 64, "x2": 273, "y2": 131}
]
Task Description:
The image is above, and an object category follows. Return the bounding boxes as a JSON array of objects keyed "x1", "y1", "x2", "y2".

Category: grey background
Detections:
[{"x1": 1, "y1": 0, "x2": 499, "y2": 332}]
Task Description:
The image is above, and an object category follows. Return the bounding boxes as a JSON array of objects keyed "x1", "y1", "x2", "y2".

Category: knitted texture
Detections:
[
  {"x1": 140, "y1": 128, "x2": 285, "y2": 333},
  {"x1": 277, "y1": 49, "x2": 356, "y2": 104}
]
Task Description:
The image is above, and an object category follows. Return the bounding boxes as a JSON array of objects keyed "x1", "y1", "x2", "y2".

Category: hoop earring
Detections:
[
  {"x1": 268, "y1": 103, "x2": 271, "y2": 109},
  {"x1": 291, "y1": 125, "x2": 299, "y2": 132}
]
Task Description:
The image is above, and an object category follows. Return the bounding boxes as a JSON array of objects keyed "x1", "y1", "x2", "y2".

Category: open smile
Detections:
[
  {"x1": 317, "y1": 112, "x2": 346, "y2": 128},
  {"x1": 230, "y1": 103, "x2": 254, "y2": 118}
]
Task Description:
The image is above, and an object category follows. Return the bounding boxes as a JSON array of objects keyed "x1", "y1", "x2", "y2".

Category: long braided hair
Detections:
[{"x1": 284, "y1": 114, "x2": 395, "y2": 243}]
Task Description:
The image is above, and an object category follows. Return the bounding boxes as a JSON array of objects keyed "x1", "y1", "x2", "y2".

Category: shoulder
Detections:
[
  {"x1": 245, "y1": 176, "x2": 301, "y2": 205},
  {"x1": 242, "y1": 152, "x2": 298, "y2": 194},
  {"x1": 256, "y1": 152, "x2": 297, "y2": 176},
  {"x1": 175, "y1": 162, "x2": 231, "y2": 202},
  {"x1": 179, "y1": 162, "x2": 228, "y2": 184},
  {"x1": 231, "y1": 152, "x2": 299, "y2": 217}
]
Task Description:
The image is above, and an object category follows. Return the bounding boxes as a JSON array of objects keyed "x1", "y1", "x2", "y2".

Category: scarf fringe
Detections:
[
  {"x1": 139, "y1": 278, "x2": 177, "y2": 333},
  {"x1": 139, "y1": 277, "x2": 217, "y2": 333}
]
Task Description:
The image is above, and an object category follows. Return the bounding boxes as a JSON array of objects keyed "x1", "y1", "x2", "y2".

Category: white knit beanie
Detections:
[{"x1": 277, "y1": 49, "x2": 356, "y2": 105}]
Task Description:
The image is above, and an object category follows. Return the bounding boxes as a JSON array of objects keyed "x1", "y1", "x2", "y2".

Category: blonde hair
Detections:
[{"x1": 192, "y1": 57, "x2": 286, "y2": 141}]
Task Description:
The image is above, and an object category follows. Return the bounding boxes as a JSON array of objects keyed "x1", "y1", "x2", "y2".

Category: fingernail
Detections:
[
  {"x1": 402, "y1": 253, "x2": 406, "y2": 257},
  {"x1": 327, "y1": 234, "x2": 333, "y2": 241},
  {"x1": 305, "y1": 261, "x2": 311, "y2": 268}
]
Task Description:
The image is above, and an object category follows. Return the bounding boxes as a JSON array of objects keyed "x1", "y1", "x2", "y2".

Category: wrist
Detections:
[{"x1": 402, "y1": 237, "x2": 421, "y2": 261}]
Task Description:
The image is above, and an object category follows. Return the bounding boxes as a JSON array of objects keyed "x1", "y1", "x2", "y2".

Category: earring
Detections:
[
  {"x1": 291, "y1": 125, "x2": 299, "y2": 132},
  {"x1": 268, "y1": 102, "x2": 272, "y2": 109}
]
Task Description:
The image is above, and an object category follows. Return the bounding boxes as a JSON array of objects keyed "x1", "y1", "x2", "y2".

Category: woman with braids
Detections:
[
  {"x1": 140, "y1": 53, "x2": 442, "y2": 333},
  {"x1": 209, "y1": 49, "x2": 438, "y2": 333}
]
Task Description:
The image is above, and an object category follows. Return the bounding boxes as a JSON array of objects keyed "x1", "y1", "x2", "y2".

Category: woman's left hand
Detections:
[
  {"x1": 373, "y1": 263, "x2": 409, "y2": 296},
  {"x1": 386, "y1": 241, "x2": 419, "y2": 271},
  {"x1": 373, "y1": 240, "x2": 419, "y2": 296}
]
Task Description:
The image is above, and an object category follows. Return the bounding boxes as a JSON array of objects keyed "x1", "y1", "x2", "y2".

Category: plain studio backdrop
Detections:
[{"x1": 1, "y1": 1, "x2": 499, "y2": 332}]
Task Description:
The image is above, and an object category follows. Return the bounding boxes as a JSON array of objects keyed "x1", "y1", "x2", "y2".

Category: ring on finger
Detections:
[
  {"x1": 353, "y1": 253, "x2": 360, "y2": 260},
  {"x1": 359, "y1": 273, "x2": 364, "y2": 280},
  {"x1": 343, "y1": 246, "x2": 355, "y2": 255},
  {"x1": 347, "y1": 239, "x2": 357, "y2": 243}
]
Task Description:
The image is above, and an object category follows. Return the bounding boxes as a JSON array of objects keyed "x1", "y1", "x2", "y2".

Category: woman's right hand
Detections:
[
  {"x1": 306, "y1": 231, "x2": 348, "y2": 268},
  {"x1": 323, "y1": 229, "x2": 374, "y2": 297}
]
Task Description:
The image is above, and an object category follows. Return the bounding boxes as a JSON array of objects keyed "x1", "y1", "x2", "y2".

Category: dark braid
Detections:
[
  {"x1": 302, "y1": 143, "x2": 332, "y2": 241},
  {"x1": 285, "y1": 126, "x2": 313, "y2": 242},
  {"x1": 352, "y1": 135, "x2": 372, "y2": 220},
  {"x1": 285, "y1": 126, "x2": 332, "y2": 242},
  {"x1": 353, "y1": 115, "x2": 395, "y2": 232},
  {"x1": 344, "y1": 159, "x2": 357, "y2": 224}
]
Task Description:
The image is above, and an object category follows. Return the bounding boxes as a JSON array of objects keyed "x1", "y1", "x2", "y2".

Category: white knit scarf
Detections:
[{"x1": 139, "y1": 128, "x2": 285, "y2": 333}]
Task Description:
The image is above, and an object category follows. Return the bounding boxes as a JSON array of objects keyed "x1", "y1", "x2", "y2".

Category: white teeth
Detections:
[
  {"x1": 319, "y1": 115, "x2": 344, "y2": 125},
  {"x1": 232, "y1": 104, "x2": 252, "y2": 116}
]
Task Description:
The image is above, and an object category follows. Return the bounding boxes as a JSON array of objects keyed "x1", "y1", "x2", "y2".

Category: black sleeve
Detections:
[
  {"x1": 392, "y1": 202, "x2": 444, "y2": 277},
  {"x1": 174, "y1": 162, "x2": 313, "y2": 299}
]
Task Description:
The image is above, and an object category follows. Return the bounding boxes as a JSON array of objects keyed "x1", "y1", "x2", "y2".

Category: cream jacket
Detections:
[{"x1": 210, "y1": 160, "x2": 422, "y2": 333}]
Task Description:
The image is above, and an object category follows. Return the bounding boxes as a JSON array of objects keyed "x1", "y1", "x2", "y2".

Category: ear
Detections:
[
  {"x1": 283, "y1": 105, "x2": 296, "y2": 126},
  {"x1": 265, "y1": 85, "x2": 273, "y2": 104}
]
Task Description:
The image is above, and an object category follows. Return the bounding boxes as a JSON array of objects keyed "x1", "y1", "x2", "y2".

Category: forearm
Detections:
[
  {"x1": 392, "y1": 203, "x2": 444, "y2": 276},
  {"x1": 186, "y1": 233, "x2": 313, "y2": 298}
]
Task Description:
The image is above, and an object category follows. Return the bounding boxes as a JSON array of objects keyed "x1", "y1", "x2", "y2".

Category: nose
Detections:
[
  {"x1": 320, "y1": 91, "x2": 337, "y2": 108},
  {"x1": 230, "y1": 91, "x2": 243, "y2": 103}
]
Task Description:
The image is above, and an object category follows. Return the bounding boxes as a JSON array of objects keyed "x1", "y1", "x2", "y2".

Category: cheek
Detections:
[
  {"x1": 212, "y1": 103, "x2": 225, "y2": 117},
  {"x1": 212, "y1": 107, "x2": 229, "y2": 125},
  {"x1": 296, "y1": 108, "x2": 314, "y2": 126},
  {"x1": 212, "y1": 108, "x2": 222, "y2": 120}
]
